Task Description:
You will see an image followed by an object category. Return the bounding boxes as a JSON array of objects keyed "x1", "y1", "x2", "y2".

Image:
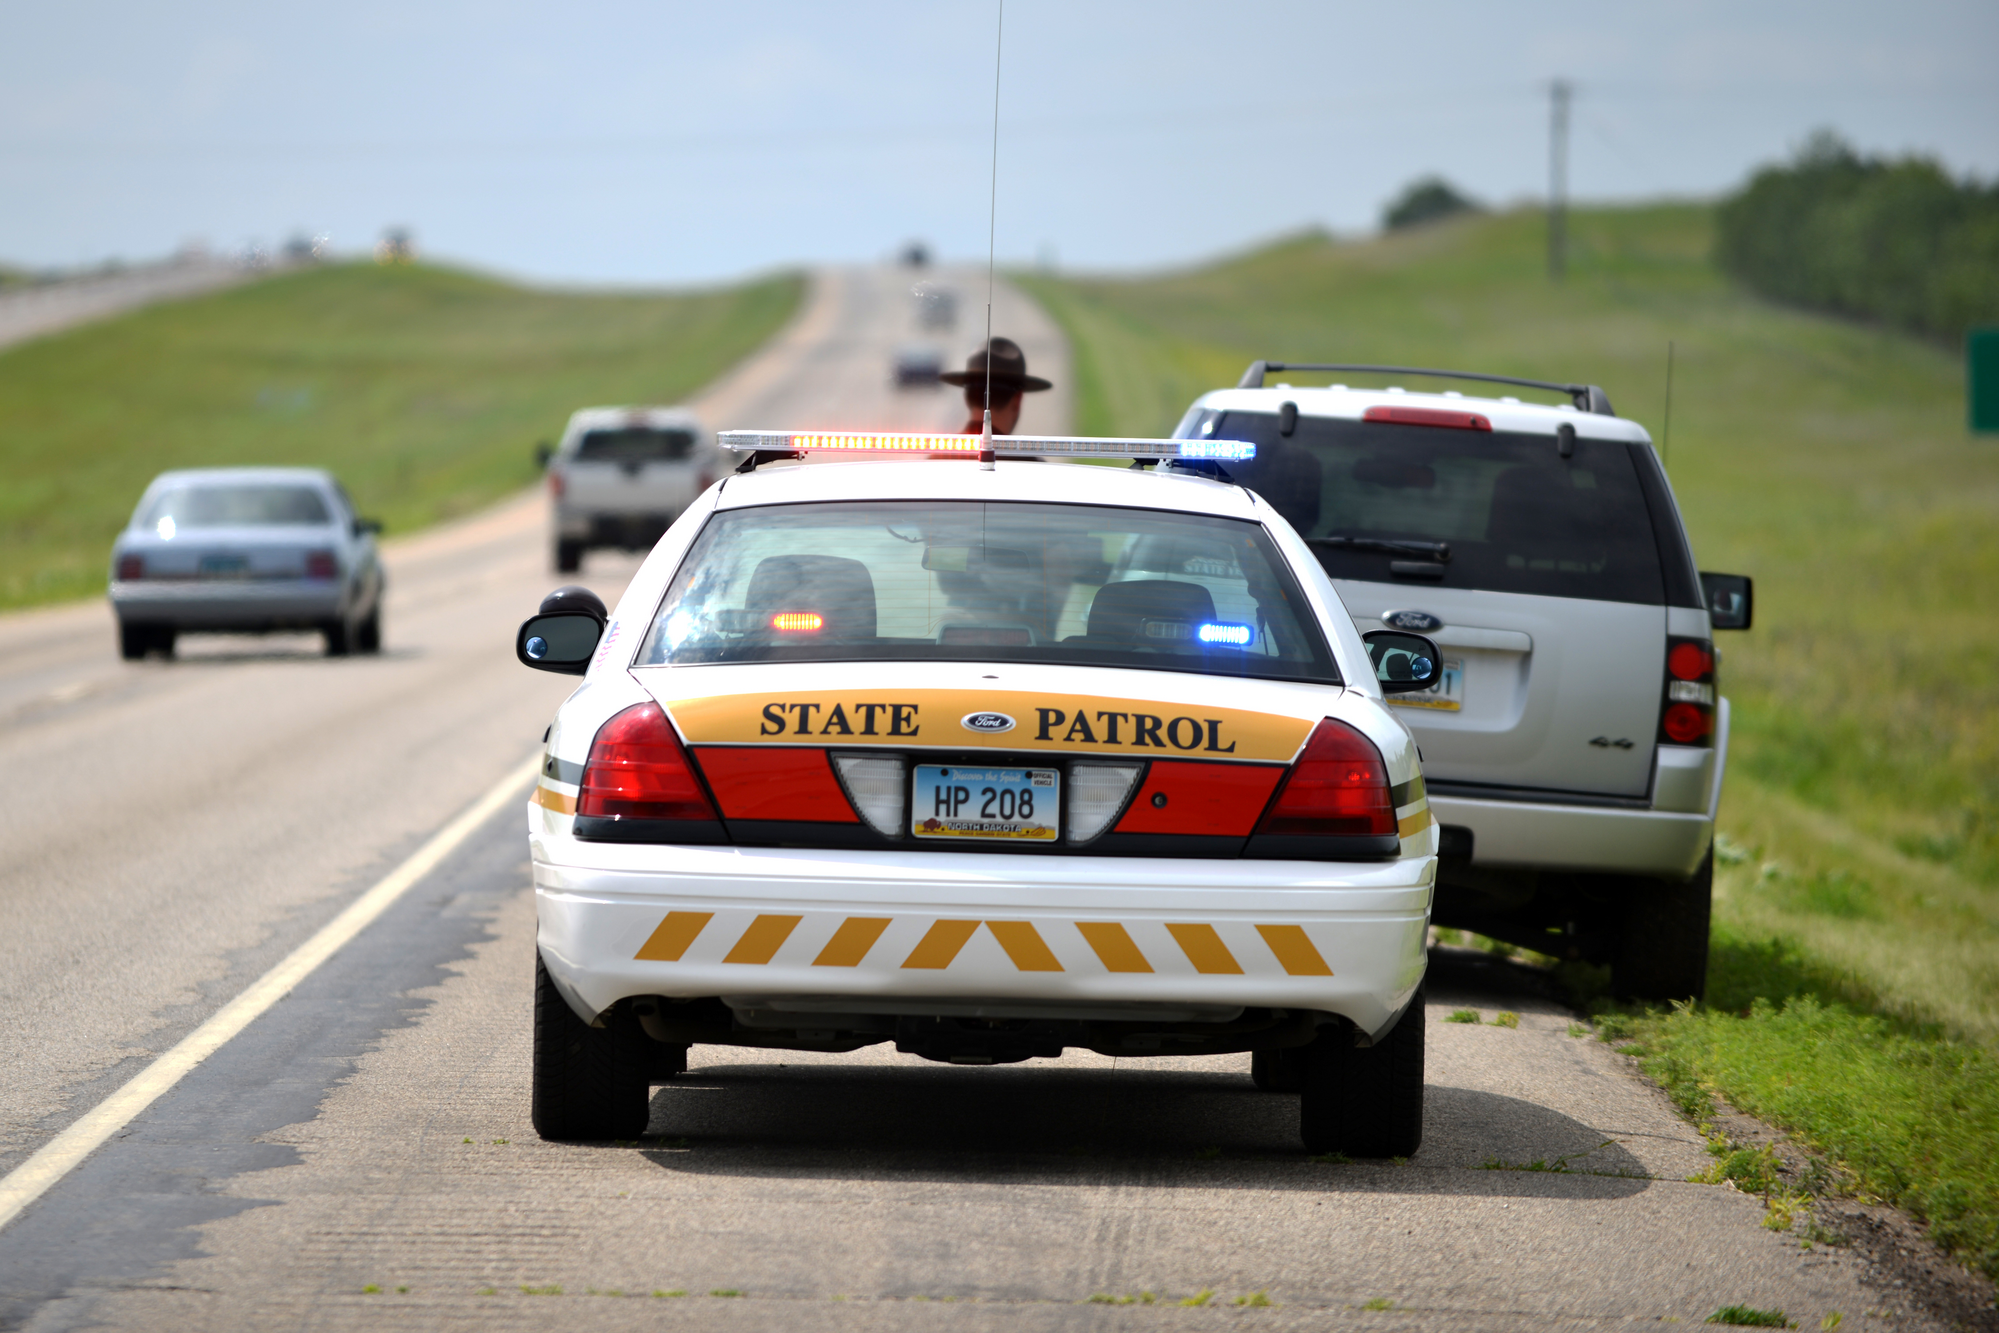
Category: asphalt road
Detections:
[
  {"x1": 0, "y1": 256, "x2": 268, "y2": 354},
  {"x1": 0, "y1": 268, "x2": 1907, "y2": 1331}
]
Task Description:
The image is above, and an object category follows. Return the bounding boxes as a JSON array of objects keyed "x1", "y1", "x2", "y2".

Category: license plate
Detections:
[
  {"x1": 912, "y1": 765, "x2": 1059, "y2": 842},
  {"x1": 198, "y1": 554, "x2": 249, "y2": 579},
  {"x1": 1388, "y1": 657, "x2": 1464, "y2": 711}
]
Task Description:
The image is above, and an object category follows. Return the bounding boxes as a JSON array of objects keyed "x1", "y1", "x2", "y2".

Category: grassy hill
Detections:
[
  {"x1": 1019, "y1": 206, "x2": 1999, "y2": 1276},
  {"x1": 0, "y1": 261, "x2": 802, "y2": 608}
]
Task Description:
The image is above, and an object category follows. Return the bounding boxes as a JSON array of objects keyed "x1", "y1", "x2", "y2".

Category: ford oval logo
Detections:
[
  {"x1": 961, "y1": 711, "x2": 1016, "y2": 734},
  {"x1": 1382, "y1": 609, "x2": 1444, "y2": 632}
]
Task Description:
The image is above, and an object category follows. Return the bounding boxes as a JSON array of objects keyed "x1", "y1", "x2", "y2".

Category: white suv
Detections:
[
  {"x1": 1175, "y1": 364, "x2": 1753, "y2": 1000},
  {"x1": 539, "y1": 406, "x2": 722, "y2": 573}
]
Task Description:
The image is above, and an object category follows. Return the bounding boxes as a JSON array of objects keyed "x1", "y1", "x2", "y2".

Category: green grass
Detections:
[
  {"x1": 1016, "y1": 203, "x2": 1999, "y2": 1277},
  {"x1": 0, "y1": 261, "x2": 803, "y2": 609}
]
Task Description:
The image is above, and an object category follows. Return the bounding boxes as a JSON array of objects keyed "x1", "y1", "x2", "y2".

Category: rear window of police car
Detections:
[
  {"x1": 574, "y1": 427, "x2": 696, "y2": 464},
  {"x1": 1191, "y1": 409, "x2": 1667, "y2": 604},
  {"x1": 639, "y1": 500, "x2": 1338, "y2": 684}
]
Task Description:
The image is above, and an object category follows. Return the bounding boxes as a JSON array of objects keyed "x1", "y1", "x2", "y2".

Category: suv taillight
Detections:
[
  {"x1": 1660, "y1": 636, "x2": 1716, "y2": 745},
  {"x1": 1254, "y1": 718, "x2": 1396, "y2": 838},
  {"x1": 548, "y1": 471, "x2": 566, "y2": 500},
  {"x1": 115, "y1": 554, "x2": 144, "y2": 581},
  {"x1": 577, "y1": 702, "x2": 718, "y2": 822},
  {"x1": 305, "y1": 550, "x2": 338, "y2": 580}
]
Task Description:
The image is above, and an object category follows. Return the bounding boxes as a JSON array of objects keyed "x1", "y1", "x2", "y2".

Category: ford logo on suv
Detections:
[
  {"x1": 961, "y1": 711, "x2": 1016, "y2": 734},
  {"x1": 1382, "y1": 609, "x2": 1444, "y2": 632}
]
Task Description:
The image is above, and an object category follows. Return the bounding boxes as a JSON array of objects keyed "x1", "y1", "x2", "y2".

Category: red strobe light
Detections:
[
  {"x1": 1255, "y1": 718, "x2": 1397, "y2": 838},
  {"x1": 577, "y1": 702, "x2": 718, "y2": 822}
]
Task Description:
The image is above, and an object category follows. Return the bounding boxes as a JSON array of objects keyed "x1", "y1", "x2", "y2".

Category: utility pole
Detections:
[{"x1": 1548, "y1": 78, "x2": 1571, "y2": 281}]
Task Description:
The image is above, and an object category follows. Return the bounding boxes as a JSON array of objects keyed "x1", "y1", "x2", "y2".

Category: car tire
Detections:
[
  {"x1": 354, "y1": 606, "x2": 382, "y2": 654},
  {"x1": 1298, "y1": 985, "x2": 1425, "y2": 1158},
  {"x1": 1612, "y1": 848, "x2": 1713, "y2": 1003},
  {"x1": 118, "y1": 622, "x2": 149, "y2": 661},
  {"x1": 1250, "y1": 1046, "x2": 1306, "y2": 1093},
  {"x1": 531, "y1": 952, "x2": 652, "y2": 1141},
  {"x1": 555, "y1": 539, "x2": 584, "y2": 574},
  {"x1": 321, "y1": 618, "x2": 351, "y2": 657}
]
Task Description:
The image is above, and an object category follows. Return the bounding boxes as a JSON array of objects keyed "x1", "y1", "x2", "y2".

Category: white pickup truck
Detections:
[{"x1": 541, "y1": 406, "x2": 722, "y2": 573}]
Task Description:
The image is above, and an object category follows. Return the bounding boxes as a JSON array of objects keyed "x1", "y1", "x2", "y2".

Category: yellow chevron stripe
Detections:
[
  {"x1": 901, "y1": 919, "x2": 981, "y2": 969},
  {"x1": 531, "y1": 784, "x2": 577, "y2": 814},
  {"x1": 1397, "y1": 805, "x2": 1436, "y2": 838},
  {"x1": 985, "y1": 921, "x2": 1064, "y2": 972},
  {"x1": 633, "y1": 911, "x2": 712, "y2": 962},
  {"x1": 1256, "y1": 924, "x2": 1333, "y2": 976},
  {"x1": 812, "y1": 917, "x2": 892, "y2": 967},
  {"x1": 1074, "y1": 921, "x2": 1153, "y2": 973},
  {"x1": 1166, "y1": 923, "x2": 1243, "y2": 975},
  {"x1": 723, "y1": 914, "x2": 802, "y2": 964}
]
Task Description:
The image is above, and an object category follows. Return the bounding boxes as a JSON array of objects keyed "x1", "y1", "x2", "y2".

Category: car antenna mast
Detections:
[{"x1": 979, "y1": 0, "x2": 1004, "y2": 471}]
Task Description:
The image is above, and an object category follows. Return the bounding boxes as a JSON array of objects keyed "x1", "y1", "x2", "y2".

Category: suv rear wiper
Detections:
[{"x1": 1307, "y1": 536, "x2": 1452, "y2": 562}]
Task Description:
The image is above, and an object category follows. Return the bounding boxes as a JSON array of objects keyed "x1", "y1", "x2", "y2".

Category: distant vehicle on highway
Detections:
[
  {"x1": 1175, "y1": 363, "x2": 1756, "y2": 1001},
  {"x1": 539, "y1": 406, "x2": 721, "y2": 574},
  {"x1": 109, "y1": 467, "x2": 385, "y2": 659},
  {"x1": 514, "y1": 428, "x2": 1441, "y2": 1155},
  {"x1": 891, "y1": 344, "x2": 943, "y2": 389},
  {"x1": 911, "y1": 282, "x2": 956, "y2": 331}
]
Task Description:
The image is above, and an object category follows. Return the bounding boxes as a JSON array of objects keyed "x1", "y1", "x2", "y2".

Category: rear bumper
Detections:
[
  {"x1": 110, "y1": 580, "x2": 349, "y2": 628},
  {"x1": 532, "y1": 836, "x2": 1434, "y2": 1042},
  {"x1": 1431, "y1": 796, "x2": 1711, "y2": 878}
]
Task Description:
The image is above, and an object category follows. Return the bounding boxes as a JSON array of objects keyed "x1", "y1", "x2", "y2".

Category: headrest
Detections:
[{"x1": 1086, "y1": 579, "x2": 1218, "y2": 642}]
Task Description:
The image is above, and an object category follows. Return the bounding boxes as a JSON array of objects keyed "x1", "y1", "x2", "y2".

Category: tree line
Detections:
[{"x1": 1716, "y1": 131, "x2": 1999, "y2": 344}]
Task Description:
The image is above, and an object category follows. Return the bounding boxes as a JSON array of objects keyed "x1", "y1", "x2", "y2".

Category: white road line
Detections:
[{"x1": 0, "y1": 753, "x2": 541, "y2": 1233}]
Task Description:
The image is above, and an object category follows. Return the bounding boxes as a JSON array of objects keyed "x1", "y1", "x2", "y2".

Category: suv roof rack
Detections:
[{"x1": 1235, "y1": 361, "x2": 1616, "y2": 417}]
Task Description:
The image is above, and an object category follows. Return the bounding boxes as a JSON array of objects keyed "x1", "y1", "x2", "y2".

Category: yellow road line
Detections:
[{"x1": 0, "y1": 751, "x2": 542, "y2": 1236}]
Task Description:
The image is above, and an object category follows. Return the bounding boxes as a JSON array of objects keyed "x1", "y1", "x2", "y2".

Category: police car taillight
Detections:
[
  {"x1": 1660, "y1": 636, "x2": 1716, "y2": 745},
  {"x1": 577, "y1": 703, "x2": 718, "y2": 821},
  {"x1": 1254, "y1": 718, "x2": 1396, "y2": 838}
]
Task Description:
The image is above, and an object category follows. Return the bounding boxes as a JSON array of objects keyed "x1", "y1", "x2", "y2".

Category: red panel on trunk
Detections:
[
  {"x1": 1113, "y1": 761, "x2": 1285, "y2": 836},
  {"x1": 694, "y1": 747, "x2": 859, "y2": 823}
]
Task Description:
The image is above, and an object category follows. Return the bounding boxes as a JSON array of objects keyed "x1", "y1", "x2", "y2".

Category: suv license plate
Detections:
[
  {"x1": 912, "y1": 765, "x2": 1059, "y2": 842},
  {"x1": 1388, "y1": 657, "x2": 1464, "y2": 711}
]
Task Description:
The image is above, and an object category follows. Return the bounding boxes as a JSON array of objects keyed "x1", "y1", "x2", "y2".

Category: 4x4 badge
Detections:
[
  {"x1": 1381, "y1": 609, "x2": 1444, "y2": 632},
  {"x1": 961, "y1": 711, "x2": 1017, "y2": 734}
]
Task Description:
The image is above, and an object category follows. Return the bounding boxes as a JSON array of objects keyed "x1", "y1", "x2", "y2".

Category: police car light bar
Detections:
[{"x1": 719, "y1": 430, "x2": 1255, "y2": 462}]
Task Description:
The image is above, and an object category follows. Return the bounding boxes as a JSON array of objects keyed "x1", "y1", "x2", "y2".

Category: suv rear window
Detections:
[
  {"x1": 1191, "y1": 410, "x2": 1666, "y2": 604},
  {"x1": 638, "y1": 500, "x2": 1338, "y2": 684},
  {"x1": 574, "y1": 427, "x2": 696, "y2": 464}
]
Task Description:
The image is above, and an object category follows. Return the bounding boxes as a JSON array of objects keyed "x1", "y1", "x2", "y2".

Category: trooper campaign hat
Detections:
[{"x1": 939, "y1": 337, "x2": 1053, "y2": 393}]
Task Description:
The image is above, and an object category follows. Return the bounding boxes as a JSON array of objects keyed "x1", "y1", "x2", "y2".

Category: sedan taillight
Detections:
[
  {"x1": 1660, "y1": 636, "x2": 1716, "y2": 745},
  {"x1": 305, "y1": 550, "x2": 339, "y2": 580},
  {"x1": 1254, "y1": 718, "x2": 1396, "y2": 838},
  {"x1": 577, "y1": 703, "x2": 718, "y2": 822},
  {"x1": 115, "y1": 554, "x2": 144, "y2": 581}
]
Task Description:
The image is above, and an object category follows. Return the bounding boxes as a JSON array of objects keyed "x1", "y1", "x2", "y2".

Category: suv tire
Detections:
[
  {"x1": 531, "y1": 953, "x2": 651, "y2": 1141},
  {"x1": 554, "y1": 539, "x2": 584, "y2": 574},
  {"x1": 1612, "y1": 848, "x2": 1713, "y2": 1003},
  {"x1": 1298, "y1": 985, "x2": 1425, "y2": 1157}
]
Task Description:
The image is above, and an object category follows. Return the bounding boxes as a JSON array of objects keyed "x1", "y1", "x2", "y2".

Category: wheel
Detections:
[
  {"x1": 322, "y1": 618, "x2": 351, "y2": 657},
  {"x1": 153, "y1": 627, "x2": 176, "y2": 658},
  {"x1": 1299, "y1": 985, "x2": 1425, "y2": 1158},
  {"x1": 1251, "y1": 1046, "x2": 1306, "y2": 1092},
  {"x1": 554, "y1": 539, "x2": 584, "y2": 574},
  {"x1": 354, "y1": 606, "x2": 381, "y2": 654},
  {"x1": 119, "y1": 622, "x2": 148, "y2": 660},
  {"x1": 1612, "y1": 848, "x2": 1712, "y2": 1003},
  {"x1": 531, "y1": 952, "x2": 651, "y2": 1141}
]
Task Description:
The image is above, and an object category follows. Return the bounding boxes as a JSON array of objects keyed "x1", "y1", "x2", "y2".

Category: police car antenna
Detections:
[{"x1": 979, "y1": 0, "x2": 1004, "y2": 471}]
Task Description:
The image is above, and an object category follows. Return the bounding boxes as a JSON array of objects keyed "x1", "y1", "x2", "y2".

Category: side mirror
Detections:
[
  {"x1": 534, "y1": 441, "x2": 554, "y2": 469},
  {"x1": 1361, "y1": 629, "x2": 1441, "y2": 694},
  {"x1": 516, "y1": 584, "x2": 609, "y2": 674},
  {"x1": 1699, "y1": 572, "x2": 1753, "y2": 630},
  {"x1": 353, "y1": 517, "x2": 384, "y2": 537}
]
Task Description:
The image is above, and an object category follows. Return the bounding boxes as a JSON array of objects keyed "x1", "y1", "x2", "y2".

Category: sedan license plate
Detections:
[
  {"x1": 198, "y1": 554, "x2": 249, "y2": 580},
  {"x1": 912, "y1": 765, "x2": 1059, "y2": 842},
  {"x1": 1388, "y1": 657, "x2": 1464, "y2": 711}
]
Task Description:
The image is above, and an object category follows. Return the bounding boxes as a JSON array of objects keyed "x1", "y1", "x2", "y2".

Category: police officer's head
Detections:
[{"x1": 942, "y1": 337, "x2": 1051, "y2": 433}]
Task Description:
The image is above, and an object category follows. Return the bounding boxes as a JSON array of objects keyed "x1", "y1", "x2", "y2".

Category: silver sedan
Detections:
[{"x1": 108, "y1": 467, "x2": 385, "y2": 659}]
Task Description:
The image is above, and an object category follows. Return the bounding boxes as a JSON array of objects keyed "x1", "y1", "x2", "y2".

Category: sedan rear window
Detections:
[
  {"x1": 1188, "y1": 410, "x2": 1666, "y2": 605},
  {"x1": 141, "y1": 485, "x2": 332, "y2": 528},
  {"x1": 574, "y1": 427, "x2": 696, "y2": 464},
  {"x1": 639, "y1": 500, "x2": 1338, "y2": 684}
]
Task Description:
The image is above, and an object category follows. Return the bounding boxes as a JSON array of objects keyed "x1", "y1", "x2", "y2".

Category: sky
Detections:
[{"x1": 2, "y1": 0, "x2": 1994, "y2": 285}]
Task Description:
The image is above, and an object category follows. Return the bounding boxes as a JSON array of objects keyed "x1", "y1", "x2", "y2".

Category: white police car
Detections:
[{"x1": 516, "y1": 430, "x2": 1442, "y2": 1155}]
